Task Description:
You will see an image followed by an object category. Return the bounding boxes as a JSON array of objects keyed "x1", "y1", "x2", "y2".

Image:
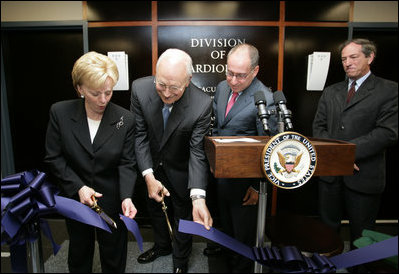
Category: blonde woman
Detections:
[{"x1": 45, "y1": 51, "x2": 137, "y2": 272}]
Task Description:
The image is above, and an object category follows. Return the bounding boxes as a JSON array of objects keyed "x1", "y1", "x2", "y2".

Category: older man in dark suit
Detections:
[
  {"x1": 211, "y1": 43, "x2": 277, "y2": 273},
  {"x1": 313, "y1": 38, "x2": 398, "y2": 245},
  {"x1": 130, "y1": 48, "x2": 213, "y2": 273}
]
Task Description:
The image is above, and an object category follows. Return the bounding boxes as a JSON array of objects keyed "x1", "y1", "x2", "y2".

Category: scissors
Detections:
[
  {"x1": 91, "y1": 195, "x2": 117, "y2": 229},
  {"x1": 160, "y1": 187, "x2": 173, "y2": 241}
]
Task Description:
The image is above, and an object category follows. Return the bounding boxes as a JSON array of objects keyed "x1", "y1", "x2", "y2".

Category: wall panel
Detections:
[
  {"x1": 283, "y1": 27, "x2": 348, "y2": 136},
  {"x1": 87, "y1": 1, "x2": 151, "y2": 21},
  {"x1": 88, "y1": 26, "x2": 152, "y2": 109},
  {"x1": 158, "y1": 1, "x2": 279, "y2": 21},
  {"x1": 2, "y1": 27, "x2": 83, "y2": 173},
  {"x1": 285, "y1": 1, "x2": 350, "y2": 21},
  {"x1": 278, "y1": 26, "x2": 348, "y2": 216},
  {"x1": 158, "y1": 26, "x2": 279, "y2": 97}
]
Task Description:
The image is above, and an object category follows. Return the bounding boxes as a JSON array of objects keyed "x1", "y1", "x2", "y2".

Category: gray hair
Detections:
[{"x1": 339, "y1": 38, "x2": 377, "y2": 58}]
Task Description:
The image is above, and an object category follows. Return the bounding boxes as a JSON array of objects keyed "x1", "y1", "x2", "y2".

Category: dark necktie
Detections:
[
  {"x1": 162, "y1": 104, "x2": 171, "y2": 129},
  {"x1": 346, "y1": 81, "x2": 356, "y2": 103},
  {"x1": 225, "y1": 92, "x2": 239, "y2": 117}
]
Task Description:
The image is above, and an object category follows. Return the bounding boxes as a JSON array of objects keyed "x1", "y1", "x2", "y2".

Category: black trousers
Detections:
[
  {"x1": 146, "y1": 167, "x2": 193, "y2": 268},
  {"x1": 217, "y1": 178, "x2": 258, "y2": 273},
  {"x1": 65, "y1": 214, "x2": 127, "y2": 273},
  {"x1": 318, "y1": 177, "x2": 381, "y2": 244}
]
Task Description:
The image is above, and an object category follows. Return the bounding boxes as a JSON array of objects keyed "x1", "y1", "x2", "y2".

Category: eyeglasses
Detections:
[
  {"x1": 154, "y1": 79, "x2": 185, "y2": 93},
  {"x1": 226, "y1": 69, "x2": 254, "y2": 80}
]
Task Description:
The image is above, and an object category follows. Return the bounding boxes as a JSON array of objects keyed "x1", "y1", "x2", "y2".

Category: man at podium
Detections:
[
  {"x1": 210, "y1": 43, "x2": 278, "y2": 272},
  {"x1": 313, "y1": 38, "x2": 398, "y2": 247}
]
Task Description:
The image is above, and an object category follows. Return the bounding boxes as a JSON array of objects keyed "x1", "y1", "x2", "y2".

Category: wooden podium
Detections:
[
  {"x1": 205, "y1": 136, "x2": 356, "y2": 178},
  {"x1": 204, "y1": 135, "x2": 356, "y2": 272}
]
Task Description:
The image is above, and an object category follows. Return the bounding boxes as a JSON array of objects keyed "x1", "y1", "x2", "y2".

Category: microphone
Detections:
[
  {"x1": 273, "y1": 91, "x2": 293, "y2": 130},
  {"x1": 254, "y1": 91, "x2": 270, "y2": 134}
]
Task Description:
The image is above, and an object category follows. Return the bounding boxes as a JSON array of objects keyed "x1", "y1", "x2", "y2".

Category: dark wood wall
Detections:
[{"x1": 2, "y1": 1, "x2": 397, "y2": 222}]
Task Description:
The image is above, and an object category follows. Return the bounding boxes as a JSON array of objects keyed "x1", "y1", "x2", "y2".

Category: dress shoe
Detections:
[
  {"x1": 173, "y1": 264, "x2": 188, "y2": 273},
  {"x1": 203, "y1": 246, "x2": 223, "y2": 256},
  {"x1": 137, "y1": 246, "x2": 171, "y2": 264}
]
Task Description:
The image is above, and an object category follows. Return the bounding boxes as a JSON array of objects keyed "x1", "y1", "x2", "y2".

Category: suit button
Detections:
[
  {"x1": 341, "y1": 125, "x2": 345, "y2": 130},
  {"x1": 159, "y1": 162, "x2": 163, "y2": 166}
]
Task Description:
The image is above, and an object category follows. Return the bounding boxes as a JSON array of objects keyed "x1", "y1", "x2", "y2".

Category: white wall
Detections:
[
  {"x1": 1, "y1": 1, "x2": 398, "y2": 22},
  {"x1": 354, "y1": 1, "x2": 398, "y2": 22},
  {"x1": 1, "y1": 1, "x2": 83, "y2": 21}
]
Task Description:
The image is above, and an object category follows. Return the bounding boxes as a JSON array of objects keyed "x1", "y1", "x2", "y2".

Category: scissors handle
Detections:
[{"x1": 91, "y1": 195, "x2": 101, "y2": 212}]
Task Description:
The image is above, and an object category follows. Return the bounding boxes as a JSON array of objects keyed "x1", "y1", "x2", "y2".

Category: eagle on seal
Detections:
[{"x1": 277, "y1": 151, "x2": 302, "y2": 174}]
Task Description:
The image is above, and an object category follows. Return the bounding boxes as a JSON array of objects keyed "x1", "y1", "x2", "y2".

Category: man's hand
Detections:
[
  {"x1": 192, "y1": 198, "x2": 213, "y2": 230},
  {"x1": 121, "y1": 198, "x2": 137, "y2": 219},
  {"x1": 144, "y1": 172, "x2": 170, "y2": 202},
  {"x1": 242, "y1": 187, "x2": 258, "y2": 206},
  {"x1": 78, "y1": 185, "x2": 102, "y2": 206},
  {"x1": 354, "y1": 163, "x2": 360, "y2": 171}
]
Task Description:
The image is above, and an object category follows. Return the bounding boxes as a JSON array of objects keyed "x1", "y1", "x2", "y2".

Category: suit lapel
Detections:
[
  {"x1": 230, "y1": 91, "x2": 250, "y2": 117},
  {"x1": 149, "y1": 91, "x2": 164, "y2": 144},
  {"x1": 92, "y1": 103, "x2": 119, "y2": 153},
  {"x1": 344, "y1": 74, "x2": 375, "y2": 110},
  {"x1": 220, "y1": 89, "x2": 230, "y2": 123},
  {"x1": 222, "y1": 89, "x2": 251, "y2": 125},
  {"x1": 71, "y1": 101, "x2": 93, "y2": 156},
  {"x1": 350, "y1": 75, "x2": 374, "y2": 105},
  {"x1": 336, "y1": 80, "x2": 349, "y2": 108},
  {"x1": 160, "y1": 85, "x2": 190, "y2": 148}
]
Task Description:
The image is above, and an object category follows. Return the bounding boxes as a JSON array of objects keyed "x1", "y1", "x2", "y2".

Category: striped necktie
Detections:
[{"x1": 346, "y1": 81, "x2": 356, "y2": 103}]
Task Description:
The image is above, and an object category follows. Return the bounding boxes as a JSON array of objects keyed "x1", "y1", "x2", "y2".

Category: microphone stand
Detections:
[
  {"x1": 254, "y1": 109, "x2": 273, "y2": 273},
  {"x1": 254, "y1": 107, "x2": 290, "y2": 273},
  {"x1": 254, "y1": 177, "x2": 268, "y2": 273},
  {"x1": 277, "y1": 108, "x2": 285, "y2": 134}
]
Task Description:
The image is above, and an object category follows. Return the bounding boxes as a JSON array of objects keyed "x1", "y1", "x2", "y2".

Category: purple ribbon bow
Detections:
[
  {"x1": 178, "y1": 219, "x2": 397, "y2": 273},
  {"x1": 1, "y1": 170, "x2": 144, "y2": 271}
]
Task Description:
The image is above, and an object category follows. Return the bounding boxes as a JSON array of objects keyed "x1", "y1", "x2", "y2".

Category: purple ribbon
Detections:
[
  {"x1": 1, "y1": 170, "x2": 113, "y2": 254},
  {"x1": 1, "y1": 171, "x2": 112, "y2": 245},
  {"x1": 179, "y1": 219, "x2": 397, "y2": 273},
  {"x1": 330, "y1": 236, "x2": 398, "y2": 270},
  {"x1": 178, "y1": 218, "x2": 254, "y2": 260},
  {"x1": 119, "y1": 214, "x2": 143, "y2": 252},
  {"x1": 55, "y1": 196, "x2": 111, "y2": 233},
  {"x1": 1, "y1": 170, "x2": 144, "y2": 273}
]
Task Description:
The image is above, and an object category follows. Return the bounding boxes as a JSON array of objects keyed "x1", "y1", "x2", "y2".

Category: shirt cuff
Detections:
[
  {"x1": 190, "y1": 188, "x2": 206, "y2": 197},
  {"x1": 142, "y1": 168, "x2": 153, "y2": 178}
]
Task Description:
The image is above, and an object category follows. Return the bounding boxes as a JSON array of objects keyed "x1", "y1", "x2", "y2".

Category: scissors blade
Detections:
[
  {"x1": 161, "y1": 198, "x2": 173, "y2": 240},
  {"x1": 91, "y1": 195, "x2": 117, "y2": 229},
  {"x1": 97, "y1": 210, "x2": 118, "y2": 229}
]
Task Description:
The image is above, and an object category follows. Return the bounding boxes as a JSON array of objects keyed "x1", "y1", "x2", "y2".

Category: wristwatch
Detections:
[{"x1": 190, "y1": 194, "x2": 206, "y2": 201}]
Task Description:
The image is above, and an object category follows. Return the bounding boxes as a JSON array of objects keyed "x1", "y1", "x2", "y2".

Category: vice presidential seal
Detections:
[{"x1": 261, "y1": 132, "x2": 317, "y2": 189}]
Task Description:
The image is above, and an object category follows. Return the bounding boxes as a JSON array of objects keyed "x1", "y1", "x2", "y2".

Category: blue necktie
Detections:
[{"x1": 162, "y1": 104, "x2": 171, "y2": 129}]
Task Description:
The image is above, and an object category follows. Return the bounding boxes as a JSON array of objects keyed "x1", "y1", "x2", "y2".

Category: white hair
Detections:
[{"x1": 156, "y1": 48, "x2": 193, "y2": 77}]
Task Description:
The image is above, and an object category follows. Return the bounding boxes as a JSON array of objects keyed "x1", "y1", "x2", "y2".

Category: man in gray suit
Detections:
[
  {"x1": 313, "y1": 38, "x2": 398, "y2": 245},
  {"x1": 130, "y1": 48, "x2": 213, "y2": 273},
  {"x1": 211, "y1": 43, "x2": 277, "y2": 273}
]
